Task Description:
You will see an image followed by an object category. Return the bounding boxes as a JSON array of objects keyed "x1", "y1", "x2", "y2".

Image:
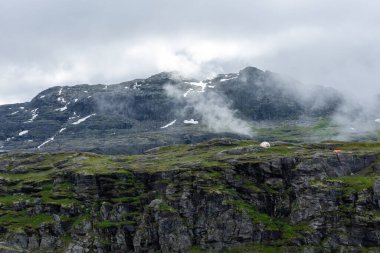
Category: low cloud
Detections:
[{"x1": 164, "y1": 83, "x2": 253, "y2": 137}]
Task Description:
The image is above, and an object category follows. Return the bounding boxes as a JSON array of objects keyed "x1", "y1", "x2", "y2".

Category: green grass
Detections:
[
  {"x1": 111, "y1": 196, "x2": 141, "y2": 205},
  {"x1": 228, "y1": 200, "x2": 309, "y2": 241},
  {"x1": 339, "y1": 176, "x2": 378, "y2": 191},
  {"x1": 72, "y1": 213, "x2": 92, "y2": 227},
  {"x1": 0, "y1": 211, "x2": 53, "y2": 230},
  {"x1": 333, "y1": 142, "x2": 380, "y2": 151},
  {"x1": 36, "y1": 184, "x2": 79, "y2": 207},
  {"x1": 0, "y1": 194, "x2": 33, "y2": 207},
  {"x1": 158, "y1": 202, "x2": 176, "y2": 212},
  {"x1": 327, "y1": 175, "x2": 378, "y2": 196},
  {"x1": 253, "y1": 118, "x2": 339, "y2": 143},
  {"x1": 94, "y1": 220, "x2": 134, "y2": 229}
]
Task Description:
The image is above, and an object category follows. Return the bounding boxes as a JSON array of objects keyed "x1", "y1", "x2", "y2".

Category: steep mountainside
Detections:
[
  {"x1": 1, "y1": 139, "x2": 380, "y2": 252},
  {"x1": 0, "y1": 67, "x2": 343, "y2": 154}
]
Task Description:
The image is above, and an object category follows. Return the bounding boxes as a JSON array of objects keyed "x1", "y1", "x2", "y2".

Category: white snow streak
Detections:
[
  {"x1": 24, "y1": 109, "x2": 38, "y2": 123},
  {"x1": 37, "y1": 137, "x2": 54, "y2": 149},
  {"x1": 184, "y1": 119, "x2": 199, "y2": 124},
  {"x1": 19, "y1": 130, "x2": 29, "y2": 136},
  {"x1": 161, "y1": 120, "x2": 176, "y2": 129},
  {"x1": 55, "y1": 106, "x2": 67, "y2": 112},
  {"x1": 183, "y1": 88, "x2": 194, "y2": 97},
  {"x1": 72, "y1": 114, "x2": 96, "y2": 125},
  {"x1": 219, "y1": 76, "x2": 238, "y2": 82}
]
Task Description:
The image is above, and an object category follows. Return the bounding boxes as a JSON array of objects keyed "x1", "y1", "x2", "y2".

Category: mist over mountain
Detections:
[
  {"x1": 2, "y1": 66, "x2": 369, "y2": 154},
  {"x1": 3, "y1": 1, "x2": 380, "y2": 252}
]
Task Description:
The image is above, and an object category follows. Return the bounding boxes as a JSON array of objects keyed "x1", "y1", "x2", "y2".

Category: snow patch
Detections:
[
  {"x1": 220, "y1": 76, "x2": 237, "y2": 82},
  {"x1": 161, "y1": 120, "x2": 177, "y2": 129},
  {"x1": 72, "y1": 114, "x2": 96, "y2": 125},
  {"x1": 10, "y1": 111, "x2": 19, "y2": 115},
  {"x1": 74, "y1": 99, "x2": 78, "y2": 103},
  {"x1": 69, "y1": 112, "x2": 78, "y2": 120},
  {"x1": 186, "y1": 81, "x2": 207, "y2": 92},
  {"x1": 40, "y1": 95, "x2": 46, "y2": 99},
  {"x1": 59, "y1": 128, "x2": 66, "y2": 133},
  {"x1": 58, "y1": 88, "x2": 63, "y2": 96},
  {"x1": 55, "y1": 106, "x2": 67, "y2": 112},
  {"x1": 57, "y1": 97, "x2": 66, "y2": 103},
  {"x1": 183, "y1": 88, "x2": 194, "y2": 97},
  {"x1": 24, "y1": 109, "x2": 38, "y2": 123},
  {"x1": 19, "y1": 130, "x2": 29, "y2": 136},
  {"x1": 184, "y1": 119, "x2": 199, "y2": 124},
  {"x1": 37, "y1": 137, "x2": 54, "y2": 149},
  {"x1": 133, "y1": 82, "x2": 141, "y2": 89}
]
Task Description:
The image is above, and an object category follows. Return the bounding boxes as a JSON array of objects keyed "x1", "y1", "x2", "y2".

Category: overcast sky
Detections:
[{"x1": 0, "y1": 0, "x2": 380, "y2": 105}]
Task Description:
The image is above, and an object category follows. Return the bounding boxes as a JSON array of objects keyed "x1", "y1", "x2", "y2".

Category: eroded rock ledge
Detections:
[{"x1": 1, "y1": 140, "x2": 380, "y2": 252}]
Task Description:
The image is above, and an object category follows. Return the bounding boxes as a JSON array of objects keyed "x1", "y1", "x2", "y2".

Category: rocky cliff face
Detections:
[
  {"x1": 1, "y1": 139, "x2": 380, "y2": 252},
  {"x1": 0, "y1": 67, "x2": 343, "y2": 154}
]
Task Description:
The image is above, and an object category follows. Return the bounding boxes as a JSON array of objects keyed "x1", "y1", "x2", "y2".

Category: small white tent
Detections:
[{"x1": 259, "y1": 142, "x2": 271, "y2": 148}]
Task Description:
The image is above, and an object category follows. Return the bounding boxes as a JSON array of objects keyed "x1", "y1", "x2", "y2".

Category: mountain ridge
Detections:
[{"x1": 0, "y1": 66, "x2": 343, "y2": 154}]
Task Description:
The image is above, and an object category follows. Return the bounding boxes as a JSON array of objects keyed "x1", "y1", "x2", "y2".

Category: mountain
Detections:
[
  {"x1": 0, "y1": 140, "x2": 380, "y2": 252},
  {"x1": 1, "y1": 67, "x2": 380, "y2": 253},
  {"x1": 0, "y1": 67, "x2": 343, "y2": 154}
]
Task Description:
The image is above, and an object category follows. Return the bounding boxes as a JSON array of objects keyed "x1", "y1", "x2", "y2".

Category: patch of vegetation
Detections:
[
  {"x1": 94, "y1": 220, "x2": 134, "y2": 229},
  {"x1": 0, "y1": 211, "x2": 53, "y2": 230},
  {"x1": 36, "y1": 184, "x2": 79, "y2": 207},
  {"x1": 72, "y1": 213, "x2": 92, "y2": 227},
  {"x1": 253, "y1": 118, "x2": 339, "y2": 143},
  {"x1": 158, "y1": 202, "x2": 176, "y2": 212},
  {"x1": 327, "y1": 175, "x2": 378, "y2": 196},
  {"x1": 229, "y1": 200, "x2": 278, "y2": 230},
  {"x1": 228, "y1": 200, "x2": 308, "y2": 241},
  {"x1": 0, "y1": 194, "x2": 33, "y2": 207},
  {"x1": 111, "y1": 196, "x2": 141, "y2": 206}
]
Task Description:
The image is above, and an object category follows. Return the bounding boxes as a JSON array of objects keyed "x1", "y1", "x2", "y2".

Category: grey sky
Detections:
[{"x1": 1, "y1": 0, "x2": 380, "y2": 104}]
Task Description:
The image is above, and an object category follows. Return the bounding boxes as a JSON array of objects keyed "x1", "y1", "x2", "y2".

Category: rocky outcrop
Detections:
[{"x1": 0, "y1": 140, "x2": 380, "y2": 252}]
